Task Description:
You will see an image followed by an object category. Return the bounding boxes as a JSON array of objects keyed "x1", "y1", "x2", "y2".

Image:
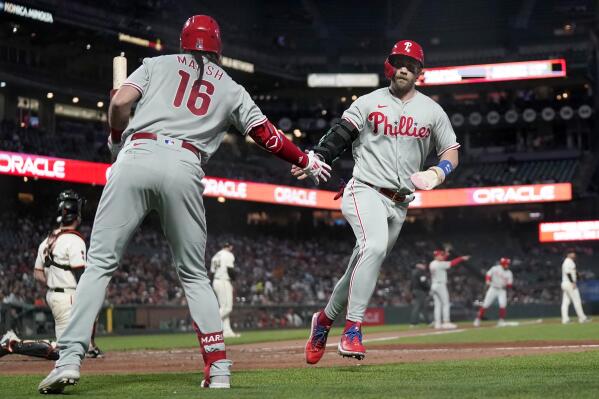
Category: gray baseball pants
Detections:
[
  {"x1": 55, "y1": 136, "x2": 228, "y2": 375},
  {"x1": 324, "y1": 178, "x2": 408, "y2": 322}
]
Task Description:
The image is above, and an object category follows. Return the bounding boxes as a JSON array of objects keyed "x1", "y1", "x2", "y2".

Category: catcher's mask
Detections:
[{"x1": 56, "y1": 189, "x2": 84, "y2": 225}]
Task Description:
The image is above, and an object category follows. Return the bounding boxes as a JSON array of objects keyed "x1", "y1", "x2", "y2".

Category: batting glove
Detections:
[
  {"x1": 410, "y1": 166, "x2": 445, "y2": 190},
  {"x1": 302, "y1": 151, "x2": 332, "y2": 185}
]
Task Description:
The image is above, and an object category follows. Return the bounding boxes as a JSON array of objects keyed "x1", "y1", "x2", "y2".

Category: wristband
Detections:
[{"x1": 437, "y1": 160, "x2": 453, "y2": 176}]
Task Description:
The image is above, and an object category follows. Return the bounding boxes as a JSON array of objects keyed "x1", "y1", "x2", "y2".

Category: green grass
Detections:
[
  {"x1": 95, "y1": 324, "x2": 408, "y2": 351},
  {"x1": 95, "y1": 320, "x2": 599, "y2": 351},
  {"x1": 2, "y1": 351, "x2": 599, "y2": 398},
  {"x1": 382, "y1": 320, "x2": 599, "y2": 345}
]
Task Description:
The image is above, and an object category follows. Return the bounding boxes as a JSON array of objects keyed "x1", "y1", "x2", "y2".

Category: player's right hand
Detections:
[{"x1": 291, "y1": 151, "x2": 331, "y2": 185}]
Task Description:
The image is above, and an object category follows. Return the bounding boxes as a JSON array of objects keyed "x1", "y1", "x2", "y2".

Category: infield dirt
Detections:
[{"x1": 2, "y1": 327, "x2": 599, "y2": 375}]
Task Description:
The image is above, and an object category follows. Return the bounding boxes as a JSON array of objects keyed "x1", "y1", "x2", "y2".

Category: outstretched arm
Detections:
[
  {"x1": 248, "y1": 120, "x2": 331, "y2": 184},
  {"x1": 450, "y1": 255, "x2": 470, "y2": 267},
  {"x1": 291, "y1": 119, "x2": 358, "y2": 180}
]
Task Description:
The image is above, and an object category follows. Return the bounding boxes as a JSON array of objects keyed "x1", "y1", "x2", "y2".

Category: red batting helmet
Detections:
[
  {"x1": 500, "y1": 257, "x2": 511, "y2": 267},
  {"x1": 433, "y1": 249, "x2": 448, "y2": 260},
  {"x1": 180, "y1": 15, "x2": 222, "y2": 56},
  {"x1": 384, "y1": 40, "x2": 424, "y2": 80}
]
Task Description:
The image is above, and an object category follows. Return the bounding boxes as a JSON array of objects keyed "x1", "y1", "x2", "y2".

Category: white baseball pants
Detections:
[
  {"x1": 324, "y1": 178, "x2": 408, "y2": 322},
  {"x1": 46, "y1": 289, "x2": 75, "y2": 341},
  {"x1": 482, "y1": 287, "x2": 507, "y2": 308},
  {"x1": 213, "y1": 279, "x2": 234, "y2": 334},
  {"x1": 430, "y1": 282, "x2": 450, "y2": 326},
  {"x1": 561, "y1": 282, "x2": 587, "y2": 323}
]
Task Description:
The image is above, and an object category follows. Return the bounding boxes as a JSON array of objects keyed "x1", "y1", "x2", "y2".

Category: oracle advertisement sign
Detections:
[
  {"x1": 539, "y1": 221, "x2": 599, "y2": 242},
  {"x1": 0, "y1": 151, "x2": 572, "y2": 209},
  {"x1": 412, "y1": 183, "x2": 572, "y2": 209},
  {"x1": 0, "y1": 151, "x2": 109, "y2": 185}
]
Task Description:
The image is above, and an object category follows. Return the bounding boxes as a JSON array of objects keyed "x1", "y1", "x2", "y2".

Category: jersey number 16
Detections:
[{"x1": 173, "y1": 70, "x2": 215, "y2": 116}]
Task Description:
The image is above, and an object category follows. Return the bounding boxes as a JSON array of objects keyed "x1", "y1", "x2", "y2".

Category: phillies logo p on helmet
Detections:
[{"x1": 404, "y1": 42, "x2": 412, "y2": 52}]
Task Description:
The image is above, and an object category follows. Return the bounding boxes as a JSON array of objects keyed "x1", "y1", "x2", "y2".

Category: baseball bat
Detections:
[
  {"x1": 109, "y1": 53, "x2": 127, "y2": 145},
  {"x1": 112, "y1": 52, "x2": 127, "y2": 91}
]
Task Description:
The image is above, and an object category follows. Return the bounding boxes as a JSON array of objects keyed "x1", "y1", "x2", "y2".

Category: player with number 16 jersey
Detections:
[{"x1": 39, "y1": 15, "x2": 330, "y2": 394}]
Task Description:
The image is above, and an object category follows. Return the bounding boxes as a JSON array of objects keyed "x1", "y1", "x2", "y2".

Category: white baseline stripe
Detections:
[{"x1": 235, "y1": 328, "x2": 468, "y2": 352}]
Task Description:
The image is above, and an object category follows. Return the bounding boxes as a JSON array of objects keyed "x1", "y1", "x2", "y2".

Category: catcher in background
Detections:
[
  {"x1": 0, "y1": 190, "x2": 102, "y2": 360},
  {"x1": 210, "y1": 243, "x2": 240, "y2": 338},
  {"x1": 474, "y1": 257, "x2": 513, "y2": 327},
  {"x1": 561, "y1": 251, "x2": 590, "y2": 324}
]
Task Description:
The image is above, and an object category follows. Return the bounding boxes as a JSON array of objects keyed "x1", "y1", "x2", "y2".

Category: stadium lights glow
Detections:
[
  {"x1": 221, "y1": 56, "x2": 255, "y2": 73},
  {"x1": 540, "y1": 220, "x2": 599, "y2": 242},
  {"x1": 0, "y1": 81, "x2": 6, "y2": 88},
  {"x1": 86, "y1": 44, "x2": 91, "y2": 50},
  {"x1": 46, "y1": 92, "x2": 54, "y2": 99},
  {"x1": 340, "y1": 96, "x2": 347, "y2": 102},
  {"x1": 72, "y1": 97, "x2": 79, "y2": 104},
  {"x1": 307, "y1": 73, "x2": 379, "y2": 88},
  {"x1": 321, "y1": 110, "x2": 327, "y2": 115},
  {"x1": 418, "y1": 59, "x2": 567, "y2": 86},
  {"x1": 293, "y1": 129, "x2": 302, "y2": 138},
  {"x1": 97, "y1": 101, "x2": 104, "y2": 108},
  {"x1": 217, "y1": 196, "x2": 226, "y2": 203}
]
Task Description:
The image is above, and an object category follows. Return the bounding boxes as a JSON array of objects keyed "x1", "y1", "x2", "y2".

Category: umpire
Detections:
[{"x1": 409, "y1": 262, "x2": 431, "y2": 326}]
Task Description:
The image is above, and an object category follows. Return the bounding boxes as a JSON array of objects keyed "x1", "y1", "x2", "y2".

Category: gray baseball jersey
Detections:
[
  {"x1": 55, "y1": 54, "x2": 239, "y2": 379},
  {"x1": 430, "y1": 260, "x2": 452, "y2": 285},
  {"x1": 343, "y1": 89, "x2": 460, "y2": 192},
  {"x1": 486, "y1": 265, "x2": 513, "y2": 289},
  {"x1": 122, "y1": 54, "x2": 267, "y2": 163},
  {"x1": 323, "y1": 88, "x2": 459, "y2": 324}
]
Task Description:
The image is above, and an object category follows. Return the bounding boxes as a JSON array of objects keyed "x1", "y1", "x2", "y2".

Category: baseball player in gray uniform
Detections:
[
  {"x1": 38, "y1": 15, "x2": 330, "y2": 394},
  {"x1": 298, "y1": 40, "x2": 461, "y2": 364},
  {"x1": 474, "y1": 258, "x2": 513, "y2": 327},
  {"x1": 429, "y1": 250, "x2": 470, "y2": 329}
]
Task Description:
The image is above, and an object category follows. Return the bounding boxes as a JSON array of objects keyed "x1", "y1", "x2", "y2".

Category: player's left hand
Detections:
[
  {"x1": 410, "y1": 166, "x2": 445, "y2": 190},
  {"x1": 291, "y1": 151, "x2": 331, "y2": 185}
]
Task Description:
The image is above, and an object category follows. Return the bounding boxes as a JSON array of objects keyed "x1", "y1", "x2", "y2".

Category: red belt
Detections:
[
  {"x1": 130, "y1": 132, "x2": 200, "y2": 158},
  {"x1": 361, "y1": 181, "x2": 406, "y2": 203}
]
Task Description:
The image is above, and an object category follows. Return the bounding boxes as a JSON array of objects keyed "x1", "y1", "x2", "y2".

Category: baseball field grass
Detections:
[
  {"x1": 2, "y1": 320, "x2": 598, "y2": 398},
  {"x1": 91, "y1": 319, "x2": 599, "y2": 351},
  {"x1": 2, "y1": 351, "x2": 598, "y2": 398},
  {"x1": 91, "y1": 323, "x2": 410, "y2": 351}
]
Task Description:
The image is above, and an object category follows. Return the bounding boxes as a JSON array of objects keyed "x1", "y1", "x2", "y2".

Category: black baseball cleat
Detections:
[{"x1": 86, "y1": 345, "x2": 105, "y2": 358}]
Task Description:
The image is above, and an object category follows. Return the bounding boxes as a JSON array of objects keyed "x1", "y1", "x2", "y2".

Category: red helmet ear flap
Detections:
[{"x1": 384, "y1": 58, "x2": 396, "y2": 80}]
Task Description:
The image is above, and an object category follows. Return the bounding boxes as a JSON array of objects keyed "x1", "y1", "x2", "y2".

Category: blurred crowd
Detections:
[{"x1": 2, "y1": 212, "x2": 596, "y2": 316}]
